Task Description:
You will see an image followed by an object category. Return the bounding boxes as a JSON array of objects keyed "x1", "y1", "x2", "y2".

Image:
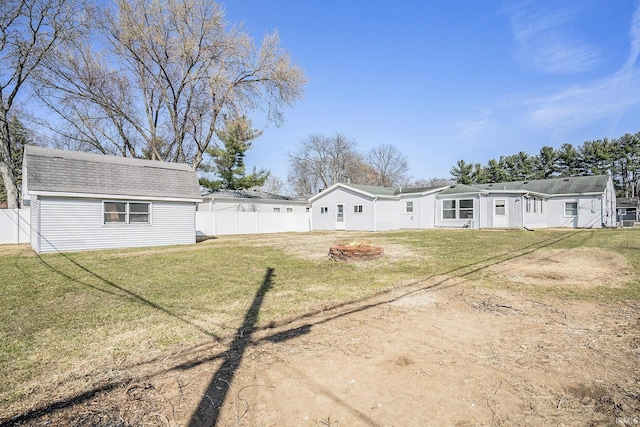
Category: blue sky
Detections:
[{"x1": 222, "y1": 0, "x2": 640, "y2": 183}]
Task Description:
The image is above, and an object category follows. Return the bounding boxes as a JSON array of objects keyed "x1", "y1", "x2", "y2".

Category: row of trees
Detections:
[
  {"x1": 450, "y1": 132, "x2": 640, "y2": 197},
  {"x1": 1, "y1": 0, "x2": 306, "y2": 207},
  {"x1": 287, "y1": 132, "x2": 444, "y2": 195}
]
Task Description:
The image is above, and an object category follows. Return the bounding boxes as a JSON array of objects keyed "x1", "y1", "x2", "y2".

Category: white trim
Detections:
[
  {"x1": 29, "y1": 190, "x2": 201, "y2": 203},
  {"x1": 335, "y1": 203, "x2": 345, "y2": 230},
  {"x1": 308, "y1": 183, "x2": 398, "y2": 202},
  {"x1": 103, "y1": 200, "x2": 153, "y2": 226}
]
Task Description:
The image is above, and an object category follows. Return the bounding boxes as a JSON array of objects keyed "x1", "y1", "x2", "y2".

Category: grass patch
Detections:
[{"x1": 1, "y1": 228, "x2": 639, "y2": 419}]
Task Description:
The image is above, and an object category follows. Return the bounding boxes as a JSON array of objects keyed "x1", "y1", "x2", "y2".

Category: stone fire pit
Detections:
[{"x1": 329, "y1": 242, "x2": 384, "y2": 262}]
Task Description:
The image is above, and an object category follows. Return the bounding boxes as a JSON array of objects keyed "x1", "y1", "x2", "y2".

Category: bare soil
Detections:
[{"x1": 3, "y1": 238, "x2": 639, "y2": 426}]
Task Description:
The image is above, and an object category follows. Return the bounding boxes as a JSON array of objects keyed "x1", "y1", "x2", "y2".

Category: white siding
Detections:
[
  {"x1": 311, "y1": 188, "x2": 376, "y2": 231},
  {"x1": 522, "y1": 197, "x2": 547, "y2": 229},
  {"x1": 31, "y1": 196, "x2": 40, "y2": 253},
  {"x1": 34, "y1": 197, "x2": 196, "y2": 253},
  {"x1": 545, "y1": 197, "x2": 605, "y2": 228},
  {"x1": 604, "y1": 178, "x2": 617, "y2": 227},
  {"x1": 374, "y1": 198, "x2": 400, "y2": 231},
  {"x1": 418, "y1": 194, "x2": 437, "y2": 229}
]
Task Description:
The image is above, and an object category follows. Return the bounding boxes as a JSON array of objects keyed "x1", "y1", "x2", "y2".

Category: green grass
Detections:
[{"x1": 1, "y1": 228, "x2": 639, "y2": 417}]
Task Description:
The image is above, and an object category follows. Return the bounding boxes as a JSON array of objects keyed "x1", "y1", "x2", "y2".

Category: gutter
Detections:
[{"x1": 29, "y1": 190, "x2": 202, "y2": 203}]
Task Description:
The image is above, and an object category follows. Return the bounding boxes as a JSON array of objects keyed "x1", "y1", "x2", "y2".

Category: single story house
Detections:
[
  {"x1": 22, "y1": 146, "x2": 202, "y2": 253},
  {"x1": 197, "y1": 188, "x2": 309, "y2": 213},
  {"x1": 616, "y1": 197, "x2": 639, "y2": 226},
  {"x1": 309, "y1": 175, "x2": 616, "y2": 231},
  {"x1": 308, "y1": 183, "x2": 447, "y2": 231}
]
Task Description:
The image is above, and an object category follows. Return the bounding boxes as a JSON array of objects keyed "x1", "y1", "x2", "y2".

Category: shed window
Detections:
[
  {"x1": 104, "y1": 202, "x2": 150, "y2": 225},
  {"x1": 564, "y1": 202, "x2": 578, "y2": 217},
  {"x1": 405, "y1": 201, "x2": 414, "y2": 213},
  {"x1": 320, "y1": 207, "x2": 328, "y2": 214},
  {"x1": 354, "y1": 205, "x2": 363, "y2": 213}
]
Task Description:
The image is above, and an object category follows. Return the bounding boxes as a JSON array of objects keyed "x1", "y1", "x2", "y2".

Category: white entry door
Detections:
[
  {"x1": 335, "y1": 204, "x2": 345, "y2": 230},
  {"x1": 493, "y1": 199, "x2": 508, "y2": 228}
]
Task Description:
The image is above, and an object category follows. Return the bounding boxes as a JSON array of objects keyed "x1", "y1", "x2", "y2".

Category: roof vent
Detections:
[
  {"x1": 563, "y1": 178, "x2": 570, "y2": 181},
  {"x1": 523, "y1": 181, "x2": 528, "y2": 184}
]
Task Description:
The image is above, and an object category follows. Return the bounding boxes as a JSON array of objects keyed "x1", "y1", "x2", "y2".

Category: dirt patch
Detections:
[
  {"x1": 489, "y1": 247, "x2": 633, "y2": 288},
  {"x1": 6, "y1": 282, "x2": 639, "y2": 427}
]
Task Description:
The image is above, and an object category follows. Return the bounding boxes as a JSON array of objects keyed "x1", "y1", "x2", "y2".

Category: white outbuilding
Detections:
[{"x1": 22, "y1": 146, "x2": 202, "y2": 253}]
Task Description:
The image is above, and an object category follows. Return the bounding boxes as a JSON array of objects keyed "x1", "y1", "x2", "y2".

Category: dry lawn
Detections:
[{"x1": 2, "y1": 230, "x2": 639, "y2": 426}]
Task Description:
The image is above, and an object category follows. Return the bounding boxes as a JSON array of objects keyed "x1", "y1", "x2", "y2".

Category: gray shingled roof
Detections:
[
  {"x1": 344, "y1": 183, "x2": 399, "y2": 196},
  {"x1": 24, "y1": 146, "x2": 201, "y2": 200},
  {"x1": 202, "y1": 189, "x2": 303, "y2": 201},
  {"x1": 438, "y1": 175, "x2": 609, "y2": 197}
]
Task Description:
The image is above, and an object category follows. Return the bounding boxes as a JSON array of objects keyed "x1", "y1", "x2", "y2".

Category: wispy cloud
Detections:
[
  {"x1": 507, "y1": 1, "x2": 600, "y2": 74},
  {"x1": 526, "y1": 3, "x2": 640, "y2": 129}
]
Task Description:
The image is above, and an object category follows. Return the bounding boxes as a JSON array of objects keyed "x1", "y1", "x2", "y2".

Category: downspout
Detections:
[
  {"x1": 373, "y1": 196, "x2": 377, "y2": 232},
  {"x1": 521, "y1": 193, "x2": 526, "y2": 229}
]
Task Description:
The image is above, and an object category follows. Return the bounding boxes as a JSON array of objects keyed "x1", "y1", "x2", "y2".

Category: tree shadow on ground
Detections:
[{"x1": 187, "y1": 267, "x2": 275, "y2": 427}]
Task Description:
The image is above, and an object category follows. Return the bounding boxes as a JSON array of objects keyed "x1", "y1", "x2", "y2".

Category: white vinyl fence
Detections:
[
  {"x1": 0, "y1": 209, "x2": 30, "y2": 244},
  {"x1": 196, "y1": 211, "x2": 311, "y2": 236}
]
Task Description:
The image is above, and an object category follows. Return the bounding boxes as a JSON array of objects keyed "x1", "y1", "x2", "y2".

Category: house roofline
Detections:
[
  {"x1": 27, "y1": 190, "x2": 202, "y2": 203},
  {"x1": 398, "y1": 186, "x2": 449, "y2": 197},
  {"x1": 308, "y1": 183, "x2": 397, "y2": 202},
  {"x1": 203, "y1": 196, "x2": 309, "y2": 205}
]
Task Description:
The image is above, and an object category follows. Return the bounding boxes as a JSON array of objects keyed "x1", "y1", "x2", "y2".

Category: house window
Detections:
[
  {"x1": 443, "y1": 200, "x2": 456, "y2": 219},
  {"x1": 405, "y1": 201, "x2": 414, "y2": 213},
  {"x1": 306, "y1": 207, "x2": 310, "y2": 212},
  {"x1": 495, "y1": 200, "x2": 506, "y2": 216},
  {"x1": 442, "y1": 199, "x2": 474, "y2": 220},
  {"x1": 320, "y1": 207, "x2": 328, "y2": 214},
  {"x1": 104, "y1": 201, "x2": 150, "y2": 225},
  {"x1": 525, "y1": 198, "x2": 532, "y2": 213},
  {"x1": 273, "y1": 207, "x2": 280, "y2": 212},
  {"x1": 354, "y1": 205, "x2": 363, "y2": 213},
  {"x1": 564, "y1": 202, "x2": 578, "y2": 217},
  {"x1": 459, "y1": 199, "x2": 474, "y2": 219},
  {"x1": 286, "y1": 207, "x2": 293, "y2": 213}
]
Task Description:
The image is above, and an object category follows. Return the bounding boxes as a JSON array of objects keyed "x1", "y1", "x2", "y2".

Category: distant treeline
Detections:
[{"x1": 450, "y1": 132, "x2": 640, "y2": 197}]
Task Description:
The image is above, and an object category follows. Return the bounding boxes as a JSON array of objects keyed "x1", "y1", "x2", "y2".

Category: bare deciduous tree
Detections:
[
  {"x1": 288, "y1": 133, "x2": 367, "y2": 195},
  {"x1": 263, "y1": 175, "x2": 285, "y2": 195},
  {"x1": 37, "y1": 0, "x2": 306, "y2": 169},
  {"x1": 0, "y1": 0, "x2": 86, "y2": 207},
  {"x1": 367, "y1": 143, "x2": 409, "y2": 187}
]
